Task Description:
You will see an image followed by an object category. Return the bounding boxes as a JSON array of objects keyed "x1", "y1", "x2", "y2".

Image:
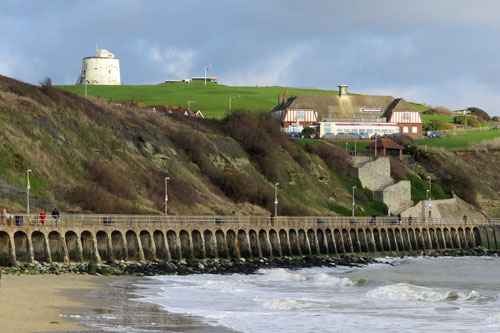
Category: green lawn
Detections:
[
  {"x1": 420, "y1": 114, "x2": 455, "y2": 123},
  {"x1": 417, "y1": 129, "x2": 500, "y2": 149},
  {"x1": 57, "y1": 82, "x2": 337, "y2": 118}
]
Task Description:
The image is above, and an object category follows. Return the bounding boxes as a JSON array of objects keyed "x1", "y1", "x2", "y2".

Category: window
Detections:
[
  {"x1": 324, "y1": 123, "x2": 332, "y2": 133},
  {"x1": 403, "y1": 126, "x2": 409, "y2": 133},
  {"x1": 403, "y1": 112, "x2": 410, "y2": 121},
  {"x1": 297, "y1": 111, "x2": 305, "y2": 120},
  {"x1": 412, "y1": 126, "x2": 418, "y2": 133}
]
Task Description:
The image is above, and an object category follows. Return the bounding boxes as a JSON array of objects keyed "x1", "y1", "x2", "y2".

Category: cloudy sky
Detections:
[{"x1": 1, "y1": 0, "x2": 499, "y2": 114}]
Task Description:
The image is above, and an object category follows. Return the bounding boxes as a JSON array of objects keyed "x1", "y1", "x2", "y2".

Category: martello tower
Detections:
[{"x1": 76, "y1": 49, "x2": 121, "y2": 85}]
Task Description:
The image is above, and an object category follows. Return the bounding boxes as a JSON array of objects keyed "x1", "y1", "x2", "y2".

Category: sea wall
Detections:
[{"x1": 1, "y1": 216, "x2": 498, "y2": 267}]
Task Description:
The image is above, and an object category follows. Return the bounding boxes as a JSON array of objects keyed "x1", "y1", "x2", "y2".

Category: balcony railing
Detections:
[{"x1": 1, "y1": 215, "x2": 498, "y2": 229}]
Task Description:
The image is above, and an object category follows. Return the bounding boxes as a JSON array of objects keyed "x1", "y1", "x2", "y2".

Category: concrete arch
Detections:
[
  {"x1": 465, "y1": 228, "x2": 474, "y2": 248},
  {"x1": 457, "y1": 228, "x2": 467, "y2": 249},
  {"x1": 401, "y1": 228, "x2": 411, "y2": 251},
  {"x1": 415, "y1": 229, "x2": 424, "y2": 250},
  {"x1": 350, "y1": 229, "x2": 360, "y2": 253},
  {"x1": 395, "y1": 229, "x2": 404, "y2": 251},
  {"x1": 192, "y1": 230, "x2": 204, "y2": 259},
  {"x1": 325, "y1": 229, "x2": 336, "y2": 254},
  {"x1": 421, "y1": 228, "x2": 431, "y2": 250},
  {"x1": 316, "y1": 229, "x2": 328, "y2": 254},
  {"x1": 203, "y1": 230, "x2": 217, "y2": 258},
  {"x1": 14, "y1": 231, "x2": 30, "y2": 263},
  {"x1": 289, "y1": 229, "x2": 300, "y2": 255},
  {"x1": 126, "y1": 230, "x2": 140, "y2": 261},
  {"x1": 111, "y1": 230, "x2": 126, "y2": 261},
  {"x1": 238, "y1": 230, "x2": 251, "y2": 258},
  {"x1": 96, "y1": 230, "x2": 111, "y2": 261},
  {"x1": 450, "y1": 228, "x2": 460, "y2": 249},
  {"x1": 307, "y1": 229, "x2": 319, "y2": 254},
  {"x1": 388, "y1": 229, "x2": 397, "y2": 251},
  {"x1": 140, "y1": 230, "x2": 154, "y2": 260},
  {"x1": 436, "y1": 228, "x2": 446, "y2": 249},
  {"x1": 216, "y1": 230, "x2": 228, "y2": 258},
  {"x1": 358, "y1": 229, "x2": 368, "y2": 252},
  {"x1": 473, "y1": 227, "x2": 481, "y2": 247},
  {"x1": 408, "y1": 229, "x2": 418, "y2": 250},
  {"x1": 48, "y1": 231, "x2": 66, "y2": 263},
  {"x1": 249, "y1": 229, "x2": 260, "y2": 257},
  {"x1": 486, "y1": 227, "x2": 497, "y2": 249},
  {"x1": 298, "y1": 229, "x2": 310, "y2": 255},
  {"x1": 0, "y1": 231, "x2": 13, "y2": 266},
  {"x1": 259, "y1": 230, "x2": 272, "y2": 257},
  {"x1": 365, "y1": 229, "x2": 376, "y2": 252},
  {"x1": 373, "y1": 229, "x2": 383, "y2": 252},
  {"x1": 226, "y1": 230, "x2": 239, "y2": 258},
  {"x1": 334, "y1": 229, "x2": 345, "y2": 253},
  {"x1": 342, "y1": 229, "x2": 352, "y2": 253},
  {"x1": 269, "y1": 229, "x2": 281, "y2": 257},
  {"x1": 153, "y1": 230, "x2": 168, "y2": 260},
  {"x1": 443, "y1": 228, "x2": 453, "y2": 248},
  {"x1": 167, "y1": 230, "x2": 181, "y2": 260},
  {"x1": 381, "y1": 229, "x2": 391, "y2": 251},
  {"x1": 429, "y1": 228, "x2": 438, "y2": 249},
  {"x1": 279, "y1": 229, "x2": 291, "y2": 256},
  {"x1": 32, "y1": 231, "x2": 50, "y2": 263},
  {"x1": 179, "y1": 230, "x2": 192, "y2": 259}
]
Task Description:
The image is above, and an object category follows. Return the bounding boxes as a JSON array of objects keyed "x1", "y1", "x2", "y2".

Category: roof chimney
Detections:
[
  {"x1": 283, "y1": 91, "x2": 288, "y2": 103},
  {"x1": 278, "y1": 94, "x2": 282, "y2": 104},
  {"x1": 338, "y1": 85, "x2": 348, "y2": 97}
]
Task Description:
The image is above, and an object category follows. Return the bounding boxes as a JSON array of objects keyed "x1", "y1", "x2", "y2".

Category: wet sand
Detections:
[
  {"x1": 0, "y1": 273, "x2": 234, "y2": 332},
  {"x1": 0, "y1": 274, "x2": 117, "y2": 332}
]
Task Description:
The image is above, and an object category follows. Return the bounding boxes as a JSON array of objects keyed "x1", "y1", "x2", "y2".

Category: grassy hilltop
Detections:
[
  {"x1": 57, "y1": 81, "x2": 337, "y2": 118},
  {"x1": 3, "y1": 75, "x2": 500, "y2": 216}
]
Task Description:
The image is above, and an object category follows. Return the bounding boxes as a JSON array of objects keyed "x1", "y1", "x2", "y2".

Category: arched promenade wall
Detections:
[{"x1": 0, "y1": 215, "x2": 498, "y2": 266}]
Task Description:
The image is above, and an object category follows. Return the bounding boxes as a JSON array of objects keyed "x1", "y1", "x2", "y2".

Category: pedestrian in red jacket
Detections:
[{"x1": 39, "y1": 210, "x2": 46, "y2": 224}]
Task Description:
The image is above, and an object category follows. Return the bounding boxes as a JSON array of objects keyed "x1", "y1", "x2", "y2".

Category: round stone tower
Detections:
[{"x1": 76, "y1": 49, "x2": 121, "y2": 85}]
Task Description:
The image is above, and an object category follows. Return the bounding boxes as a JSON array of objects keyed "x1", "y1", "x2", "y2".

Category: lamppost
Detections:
[
  {"x1": 164, "y1": 176, "x2": 170, "y2": 216},
  {"x1": 345, "y1": 142, "x2": 348, "y2": 154},
  {"x1": 426, "y1": 189, "x2": 430, "y2": 200},
  {"x1": 352, "y1": 186, "x2": 356, "y2": 217},
  {"x1": 274, "y1": 182, "x2": 279, "y2": 217},
  {"x1": 229, "y1": 95, "x2": 240, "y2": 113},
  {"x1": 427, "y1": 176, "x2": 432, "y2": 200},
  {"x1": 26, "y1": 169, "x2": 32, "y2": 215},
  {"x1": 188, "y1": 101, "x2": 195, "y2": 111}
]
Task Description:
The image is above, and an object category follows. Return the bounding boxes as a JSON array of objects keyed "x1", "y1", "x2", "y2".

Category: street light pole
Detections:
[
  {"x1": 428, "y1": 176, "x2": 432, "y2": 200},
  {"x1": 26, "y1": 169, "x2": 32, "y2": 215},
  {"x1": 274, "y1": 182, "x2": 279, "y2": 217},
  {"x1": 229, "y1": 95, "x2": 240, "y2": 113},
  {"x1": 188, "y1": 100, "x2": 195, "y2": 111},
  {"x1": 345, "y1": 142, "x2": 348, "y2": 154},
  {"x1": 165, "y1": 176, "x2": 170, "y2": 216},
  {"x1": 352, "y1": 186, "x2": 356, "y2": 217}
]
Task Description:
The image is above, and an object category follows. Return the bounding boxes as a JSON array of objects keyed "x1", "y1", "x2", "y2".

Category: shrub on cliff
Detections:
[{"x1": 304, "y1": 143, "x2": 351, "y2": 177}]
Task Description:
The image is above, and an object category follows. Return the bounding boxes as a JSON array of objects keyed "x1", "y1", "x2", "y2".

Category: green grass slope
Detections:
[{"x1": 57, "y1": 82, "x2": 337, "y2": 118}]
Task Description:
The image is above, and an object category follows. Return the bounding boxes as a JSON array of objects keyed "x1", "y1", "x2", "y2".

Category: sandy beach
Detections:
[{"x1": 0, "y1": 273, "x2": 119, "y2": 332}]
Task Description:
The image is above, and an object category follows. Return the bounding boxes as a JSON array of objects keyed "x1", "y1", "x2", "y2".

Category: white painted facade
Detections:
[
  {"x1": 319, "y1": 121, "x2": 399, "y2": 138},
  {"x1": 77, "y1": 49, "x2": 121, "y2": 85}
]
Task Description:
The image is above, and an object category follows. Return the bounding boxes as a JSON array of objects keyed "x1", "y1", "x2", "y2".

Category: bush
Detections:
[
  {"x1": 301, "y1": 127, "x2": 315, "y2": 138},
  {"x1": 305, "y1": 142, "x2": 351, "y2": 177},
  {"x1": 392, "y1": 134, "x2": 415, "y2": 147},
  {"x1": 454, "y1": 115, "x2": 479, "y2": 127},
  {"x1": 467, "y1": 107, "x2": 490, "y2": 122},
  {"x1": 88, "y1": 157, "x2": 134, "y2": 199},
  {"x1": 389, "y1": 156, "x2": 408, "y2": 180},
  {"x1": 423, "y1": 120, "x2": 454, "y2": 131},
  {"x1": 423, "y1": 106, "x2": 453, "y2": 116}
]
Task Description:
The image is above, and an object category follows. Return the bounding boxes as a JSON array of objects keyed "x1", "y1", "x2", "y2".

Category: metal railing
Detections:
[{"x1": 1, "y1": 215, "x2": 499, "y2": 229}]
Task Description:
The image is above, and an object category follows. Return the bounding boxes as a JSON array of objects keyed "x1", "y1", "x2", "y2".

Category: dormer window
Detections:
[{"x1": 403, "y1": 112, "x2": 410, "y2": 120}]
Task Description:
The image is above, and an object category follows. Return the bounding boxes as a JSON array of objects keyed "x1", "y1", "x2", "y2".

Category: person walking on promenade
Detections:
[
  {"x1": 39, "y1": 210, "x2": 46, "y2": 225},
  {"x1": 52, "y1": 208, "x2": 60, "y2": 224}
]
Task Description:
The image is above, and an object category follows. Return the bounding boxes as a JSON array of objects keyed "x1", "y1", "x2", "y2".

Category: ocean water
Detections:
[{"x1": 86, "y1": 257, "x2": 500, "y2": 332}]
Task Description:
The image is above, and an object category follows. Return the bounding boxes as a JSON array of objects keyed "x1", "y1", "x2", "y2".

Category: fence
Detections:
[{"x1": 1, "y1": 214, "x2": 498, "y2": 229}]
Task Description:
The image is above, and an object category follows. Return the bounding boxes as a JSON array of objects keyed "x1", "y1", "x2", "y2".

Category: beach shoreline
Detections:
[{"x1": 0, "y1": 274, "x2": 127, "y2": 332}]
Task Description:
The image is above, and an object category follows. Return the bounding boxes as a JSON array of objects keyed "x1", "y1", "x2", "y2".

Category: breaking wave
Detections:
[{"x1": 367, "y1": 283, "x2": 479, "y2": 303}]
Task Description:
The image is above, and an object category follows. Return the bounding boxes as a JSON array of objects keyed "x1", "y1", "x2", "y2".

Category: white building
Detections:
[{"x1": 76, "y1": 49, "x2": 121, "y2": 85}]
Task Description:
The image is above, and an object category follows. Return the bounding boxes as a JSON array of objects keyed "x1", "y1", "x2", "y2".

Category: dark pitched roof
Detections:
[
  {"x1": 366, "y1": 139, "x2": 403, "y2": 150},
  {"x1": 271, "y1": 94, "x2": 416, "y2": 122}
]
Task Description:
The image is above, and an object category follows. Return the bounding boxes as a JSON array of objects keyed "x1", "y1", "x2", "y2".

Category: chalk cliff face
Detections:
[{"x1": 0, "y1": 74, "x2": 498, "y2": 217}]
